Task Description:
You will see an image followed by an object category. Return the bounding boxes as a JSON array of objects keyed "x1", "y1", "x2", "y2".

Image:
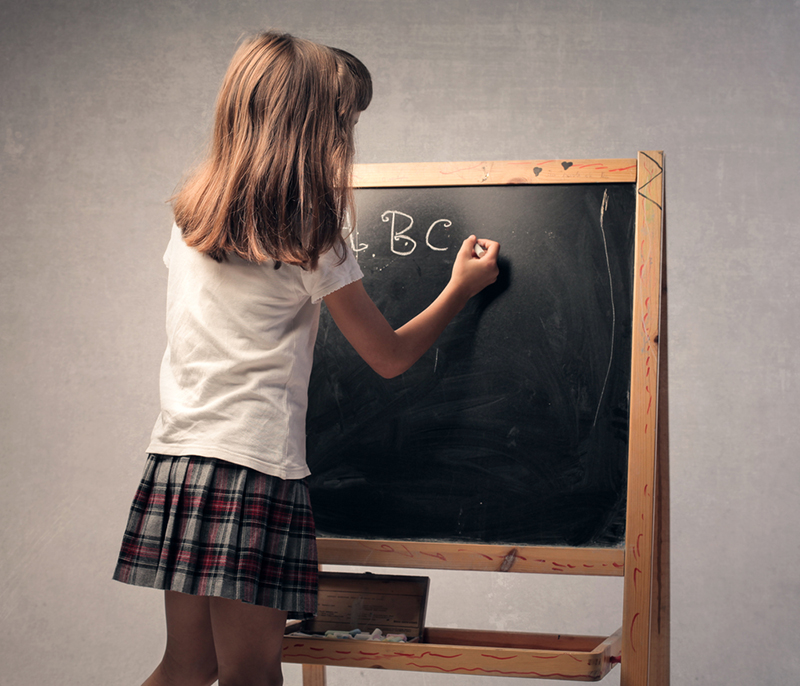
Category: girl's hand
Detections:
[{"x1": 449, "y1": 235, "x2": 500, "y2": 299}]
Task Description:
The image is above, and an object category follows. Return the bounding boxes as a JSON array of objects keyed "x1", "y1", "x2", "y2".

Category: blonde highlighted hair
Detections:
[{"x1": 172, "y1": 32, "x2": 372, "y2": 269}]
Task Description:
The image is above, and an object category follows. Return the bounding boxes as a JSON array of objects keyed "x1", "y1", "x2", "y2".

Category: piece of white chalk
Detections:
[{"x1": 474, "y1": 242, "x2": 486, "y2": 257}]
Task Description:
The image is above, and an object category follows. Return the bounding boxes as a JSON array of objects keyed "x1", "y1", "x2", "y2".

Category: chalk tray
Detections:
[{"x1": 283, "y1": 571, "x2": 621, "y2": 681}]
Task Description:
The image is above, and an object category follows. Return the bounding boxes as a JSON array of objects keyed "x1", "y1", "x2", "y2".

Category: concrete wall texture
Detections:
[{"x1": 1, "y1": 1, "x2": 798, "y2": 684}]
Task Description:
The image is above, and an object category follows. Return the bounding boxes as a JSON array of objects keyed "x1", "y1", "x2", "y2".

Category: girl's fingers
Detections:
[{"x1": 476, "y1": 238, "x2": 499, "y2": 257}]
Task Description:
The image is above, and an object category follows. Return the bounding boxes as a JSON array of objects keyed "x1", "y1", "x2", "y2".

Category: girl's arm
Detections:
[{"x1": 323, "y1": 235, "x2": 500, "y2": 379}]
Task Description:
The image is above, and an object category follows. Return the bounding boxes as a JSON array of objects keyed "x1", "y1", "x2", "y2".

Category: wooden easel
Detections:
[{"x1": 283, "y1": 152, "x2": 667, "y2": 684}]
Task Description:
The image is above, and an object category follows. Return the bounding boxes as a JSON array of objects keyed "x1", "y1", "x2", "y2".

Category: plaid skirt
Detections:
[{"x1": 113, "y1": 454, "x2": 318, "y2": 619}]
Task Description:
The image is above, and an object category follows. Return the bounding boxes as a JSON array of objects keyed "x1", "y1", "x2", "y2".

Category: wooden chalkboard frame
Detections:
[{"x1": 283, "y1": 153, "x2": 666, "y2": 684}]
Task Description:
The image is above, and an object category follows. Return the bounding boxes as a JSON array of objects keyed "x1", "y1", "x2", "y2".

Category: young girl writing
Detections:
[{"x1": 114, "y1": 31, "x2": 499, "y2": 686}]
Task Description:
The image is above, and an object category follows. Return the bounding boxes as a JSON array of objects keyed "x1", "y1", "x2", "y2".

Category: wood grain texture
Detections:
[
  {"x1": 649, "y1": 193, "x2": 671, "y2": 686},
  {"x1": 620, "y1": 151, "x2": 665, "y2": 686},
  {"x1": 317, "y1": 539, "x2": 624, "y2": 576},
  {"x1": 285, "y1": 628, "x2": 622, "y2": 681},
  {"x1": 301, "y1": 664, "x2": 326, "y2": 686},
  {"x1": 353, "y1": 159, "x2": 637, "y2": 187}
]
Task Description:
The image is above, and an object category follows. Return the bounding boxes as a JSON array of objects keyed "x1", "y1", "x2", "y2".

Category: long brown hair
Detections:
[{"x1": 172, "y1": 32, "x2": 372, "y2": 269}]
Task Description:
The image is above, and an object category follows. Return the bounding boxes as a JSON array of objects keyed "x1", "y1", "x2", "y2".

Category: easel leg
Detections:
[
  {"x1": 620, "y1": 151, "x2": 666, "y2": 686},
  {"x1": 648, "y1": 462, "x2": 670, "y2": 685},
  {"x1": 302, "y1": 664, "x2": 326, "y2": 686},
  {"x1": 649, "y1": 210, "x2": 670, "y2": 686}
]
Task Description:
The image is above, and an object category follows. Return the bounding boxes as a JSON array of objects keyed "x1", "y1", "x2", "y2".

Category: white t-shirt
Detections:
[{"x1": 147, "y1": 223, "x2": 363, "y2": 479}]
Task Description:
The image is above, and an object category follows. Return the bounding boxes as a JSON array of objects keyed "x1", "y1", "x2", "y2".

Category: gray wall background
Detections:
[{"x1": 1, "y1": 1, "x2": 797, "y2": 684}]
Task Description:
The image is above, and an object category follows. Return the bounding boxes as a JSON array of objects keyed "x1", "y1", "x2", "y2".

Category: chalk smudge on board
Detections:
[{"x1": 593, "y1": 188, "x2": 615, "y2": 429}]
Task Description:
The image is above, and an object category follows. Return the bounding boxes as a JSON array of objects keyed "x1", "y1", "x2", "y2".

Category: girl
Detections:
[{"x1": 114, "y1": 31, "x2": 499, "y2": 686}]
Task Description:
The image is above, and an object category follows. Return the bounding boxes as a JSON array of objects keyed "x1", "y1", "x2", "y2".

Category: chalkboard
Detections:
[{"x1": 306, "y1": 181, "x2": 636, "y2": 547}]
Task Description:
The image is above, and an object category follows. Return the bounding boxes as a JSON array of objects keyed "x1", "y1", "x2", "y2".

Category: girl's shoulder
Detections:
[{"x1": 300, "y1": 242, "x2": 364, "y2": 304}]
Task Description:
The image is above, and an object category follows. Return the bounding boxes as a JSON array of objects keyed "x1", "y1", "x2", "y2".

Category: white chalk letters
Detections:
[{"x1": 375, "y1": 211, "x2": 453, "y2": 256}]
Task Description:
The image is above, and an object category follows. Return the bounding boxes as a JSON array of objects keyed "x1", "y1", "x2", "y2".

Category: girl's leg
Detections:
[
  {"x1": 142, "y1": 591, "x2": 218, "y2": 686},
  {"x1": 209, "y1": 596, "x2": 288, "y2": 686}
]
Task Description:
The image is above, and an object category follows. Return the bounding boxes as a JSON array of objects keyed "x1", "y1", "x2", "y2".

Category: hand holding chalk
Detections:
[{"x1": 450, "y1": 235, "x2": 500, "y2": 299}]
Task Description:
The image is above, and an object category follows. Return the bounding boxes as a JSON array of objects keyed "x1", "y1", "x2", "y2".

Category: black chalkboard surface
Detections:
[{"x1": 306, "y1": 182, "x2": 636, "y2": 547}]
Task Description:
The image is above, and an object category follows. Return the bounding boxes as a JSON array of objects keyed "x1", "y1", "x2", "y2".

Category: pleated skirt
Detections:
[{"x1": 113, "y1": 454, "x2": 318, "y2": 619}]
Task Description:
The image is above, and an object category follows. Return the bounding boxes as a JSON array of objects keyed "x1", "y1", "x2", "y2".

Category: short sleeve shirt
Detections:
[{"x1": 146, "y1": 223, "x2": 363, "y2": 479}]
